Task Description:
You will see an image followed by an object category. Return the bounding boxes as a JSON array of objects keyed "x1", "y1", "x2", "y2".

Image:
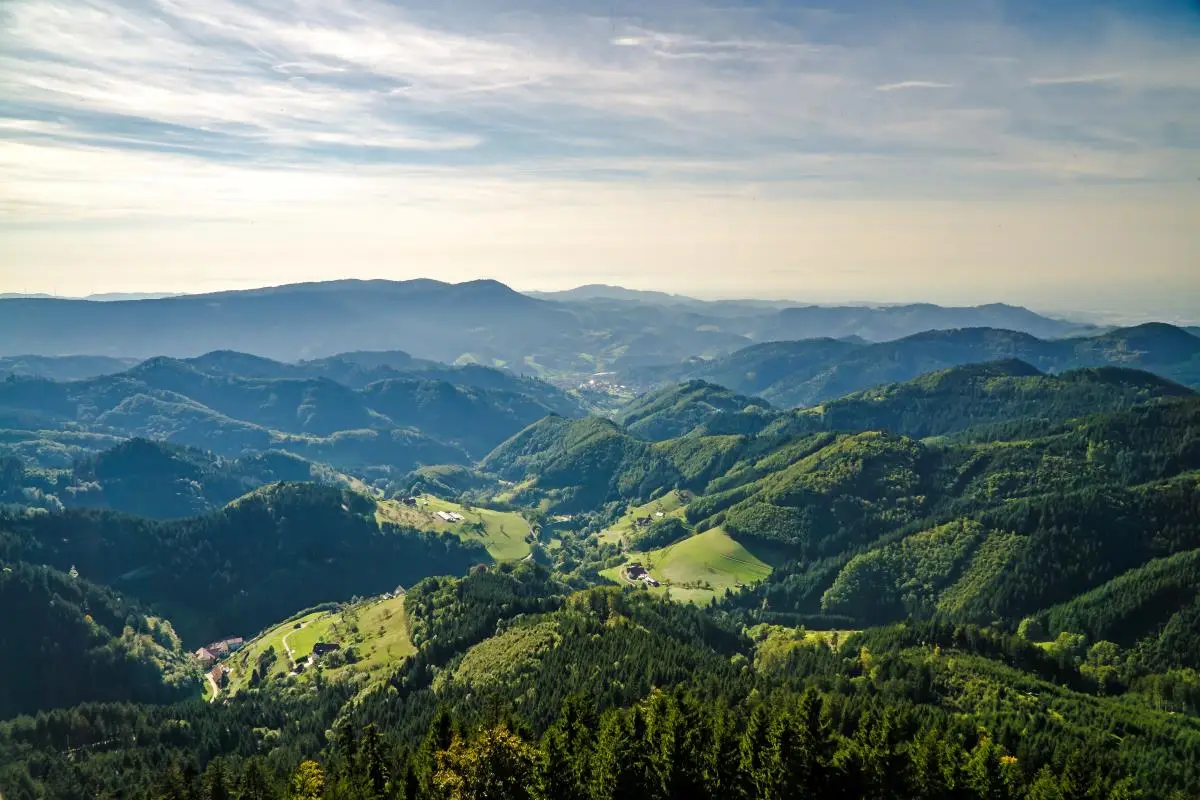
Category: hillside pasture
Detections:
[
  {"x1": 376, "y1": 494, "x2": 532, "y2": 561},
  {"x1": 602, "y1": 527, "x2": 780, "y2": 605}
]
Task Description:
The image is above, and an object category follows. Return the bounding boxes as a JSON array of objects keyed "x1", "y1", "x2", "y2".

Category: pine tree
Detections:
[
  {"x1": 237, "y1": 758, "x2": 276, "y2": 800},
  {"x1": 358, "y1": 724, "x2": 390, "y2": 800},
  {"x1": 738, "y1": 701, "x2": 782, "y2": 800}
]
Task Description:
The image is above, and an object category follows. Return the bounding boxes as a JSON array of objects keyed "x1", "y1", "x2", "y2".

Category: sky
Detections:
[{"x1": 1, "y1": 0, "x2": 1198, "y2": 318}]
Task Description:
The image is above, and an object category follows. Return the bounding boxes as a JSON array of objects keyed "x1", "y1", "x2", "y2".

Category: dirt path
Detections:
[
  {"x1": 205, "y1": 671, "x2": 220, "y2": 703},
  {"x1": 282, "y1": 620, "x2": 310, "y2": 669}
]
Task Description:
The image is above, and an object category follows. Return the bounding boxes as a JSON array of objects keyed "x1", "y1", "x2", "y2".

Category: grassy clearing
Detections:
[
  {"x1": 601, "y1": 527, "x2": 779, "y2": 605},
  {"x1": 344, "y1": 594, "x2": 418, "y2": 673},
  {"x1": 225, "y1": 610, "x2": 328, "y2": 692},
  {"x1": 376, "y1": 494, "x2": 532, "y2": 561},
  {"x1": 225, "y1": 595, "x2": 416, "y2": 694},
  {"x1": 285, "y1": 614, "x2": 339, "y2": 659},
  {"x1": 596, "y1": 490, "x2": 689, "y2": 547}
]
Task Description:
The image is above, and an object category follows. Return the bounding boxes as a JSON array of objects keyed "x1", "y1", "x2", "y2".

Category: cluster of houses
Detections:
[
  {"x1": 193, "y1": 636, "x2": 245, "y2": 664},
  {"x1": 624, "y1": 563, "x2": 661, "y2": 587},
  {"x1": 436, "y1": 510, "x2": 466, "y2": 523}
]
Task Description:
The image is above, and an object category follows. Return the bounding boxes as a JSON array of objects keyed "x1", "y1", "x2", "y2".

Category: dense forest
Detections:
[
  {"x1": 0, "y1": 563, "x2": 196, "y2": 719},
  {"x1": 2, "y1": 570, "x2": 1199, "y2": 799}
]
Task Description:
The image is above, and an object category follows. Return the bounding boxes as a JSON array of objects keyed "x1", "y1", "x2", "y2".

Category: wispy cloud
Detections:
[
  {"x1": 875, "y1": 81, "x2": 954, "y2": 92},
  {"x1": 1029, "y1": 73, "x2": 1124, "y2": 86},
  {"x1": 0, "y1": 0, "x2": 1198, "y2": 228}
]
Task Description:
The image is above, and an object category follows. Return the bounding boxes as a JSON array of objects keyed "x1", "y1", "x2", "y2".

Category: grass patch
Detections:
[
  {"x1": 224, "y1": 595, "x2": 416, "y2": 694},
  {"x1": 596, "y1": 490, "x2": 689, "y2": 547},
  {"x1": 225, "y1": 610, "x2": 327, "y2": 692},
  {"x1": 601, "y1": 527, "x2": 780, "y2": 605},
  {"x1": 376, "y1": 494, "x2": 532, "y2": 561}
]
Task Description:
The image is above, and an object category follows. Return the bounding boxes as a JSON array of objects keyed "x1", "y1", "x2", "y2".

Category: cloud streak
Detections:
[
  {"x1": 0, "y1": 0, "x2": 1197, "y2": 228},
  {"x1": 875, "y1": 81, "x2": 954, "y2": 91}
]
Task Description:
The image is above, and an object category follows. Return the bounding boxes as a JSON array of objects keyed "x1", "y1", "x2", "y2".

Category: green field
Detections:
[
  {"x1": 223, "y1": 595, "x2": 416, "y2": 694},
  {"x1": 596, "y1": 490, "x2": 689, "y2": 547},
  {"x1": 224, "y1": 609, "x2": 329, "y2": 692},
  {"x1": 376, "y1": 494, "x2": 532, "y2": 561},
  {"x1": 601, "y1": 527, "x2": 779, "y2": 605}
]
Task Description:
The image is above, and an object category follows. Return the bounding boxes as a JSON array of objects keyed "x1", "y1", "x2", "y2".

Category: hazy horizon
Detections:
[
  {"x1": 1, "y1": 277, "x2": 1196, "y2": 327},
  {"x1": 2, "y1": 0, "x2": 1198, "y2": 318}
]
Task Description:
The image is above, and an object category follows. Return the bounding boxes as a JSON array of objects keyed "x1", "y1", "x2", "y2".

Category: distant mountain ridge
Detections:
[
  {"x1": 0, "y1": 279, "x2": 575, "y2": 365},
  {"x1": 0, "y1": 279, "x2": 1103, "y2": 379},
  {"x1": 626, "y1": 323, "x2": 1200, "y2": 407},
  {"x1": 0, "y1": 354, "x2": 141, "y2": 381},
  {"x1": 758, "y1": 301, "x2": 1087, "y2": 342},
  {"x1": 0, "y1": 351, "x2": 585, "y2": 478}
]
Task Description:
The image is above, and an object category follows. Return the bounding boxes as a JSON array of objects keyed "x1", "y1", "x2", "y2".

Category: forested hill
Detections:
[
  {"x1": 625, "y1": 323, "x2": 1200, "y2": 407},
  {"x1": 615, "y1": 380, "x2": 773, "y2": 440},
  {"x1": 3, "y1": 567, "x2": 1200, "y2": 799},
  {"x1": 482, "y1": 364, "x2": 1194, "y2": 515},
  {"x1": 2, "y1": 312, "x2": 1200, "y2": 798},
  {"x1": 619, "y1": 360, "x2": 1193, "y2": 443},
  {"x1": 2, "y1": 438, "x2": 340, "y2": 518},
  {"x1": 0, "y1": 352, "x2": 583, "y2": 476},
  {"x1": 481, "y1": 416, "x2": 681, "y2": 512},
  {"x1": 785, "y1": 360, "x2": 1195, "y2": 440},
  {"x1": 483, "y1": 380, "x2": 1200, "y2": 644},
  {"x1": 0, "y1": 563, "x2": 196, "y2": 718},
  {"x1": 0, "y1": 483, "x2": 484, "y2": 644}
]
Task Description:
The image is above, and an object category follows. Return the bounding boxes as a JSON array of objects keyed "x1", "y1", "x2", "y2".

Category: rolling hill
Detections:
[
  {"x1": 616, "y1": 380, "x2": 773, "y2": 441},
  {"x1": 3, "y1": 438, "x2": 345, "y2": 518},
  {"x1": 780, "y1": 360, "x2": 1195, "y2": 440},
  {"x1": 0, "y1": 483, "x2": 486, "y2": 644},
  {"x1": 0, "y1": 563, "x2": 197, "y2": 718},
  {"x1": 222, "y1": 592, "x2": 416, "y2": 696},
  {"x1": 0, "y1": 353, "x2": 585, "y2": 479},
  {"x1": 480, "y1": 416, "x2": 681, "y2": 512},
  {"x1": 486, "y1": 368, "x2": 1200, "y2": 640}
]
